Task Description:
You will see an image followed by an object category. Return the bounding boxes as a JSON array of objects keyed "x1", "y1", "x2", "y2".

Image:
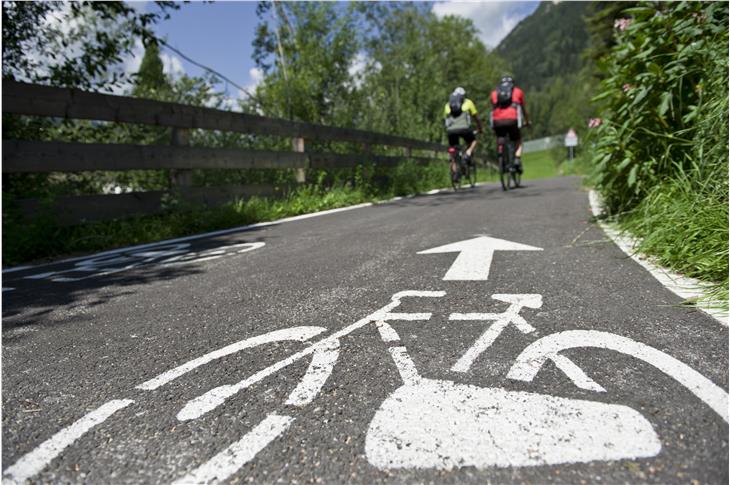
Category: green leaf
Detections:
[
  {"x1": 621, "y1": 7, "x2": 656, "y2": 16},
  {"x1": 627, "y1": 164, "x2": 639, "y2": 188},
  {"x1": 658, "y1": 92, "x2": 673, "y2": 116}
]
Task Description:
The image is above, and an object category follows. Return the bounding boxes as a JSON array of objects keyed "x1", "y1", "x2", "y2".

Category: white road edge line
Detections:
[
  {"x1": 171, "y1": 413, "x2": 294, "y2": 485},
  {"x1": 588, "y1": 190, "x2": 728, "y2": 326},
  {"x1": 2, "y1": 399, "x2": 134, "y2": 484},
  {"x1": 2, "y1": 178, "x2": 489, "y2": 274}
]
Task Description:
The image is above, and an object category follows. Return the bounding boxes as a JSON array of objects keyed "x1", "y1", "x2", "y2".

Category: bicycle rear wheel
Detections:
[
  {"x1": 467, "y1": 161, "x2": 477, "y2": 188},
  {"x1": 451, "y1": 161, "x2": 460, "y2": 191},
  {"x1": 499, "y1": 158, "x2": 510, "y2": 191}
]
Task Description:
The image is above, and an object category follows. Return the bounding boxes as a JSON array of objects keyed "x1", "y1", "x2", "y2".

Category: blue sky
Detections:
[{"x1": 138, "y1": 1, "x2": 539, "y2": 99}]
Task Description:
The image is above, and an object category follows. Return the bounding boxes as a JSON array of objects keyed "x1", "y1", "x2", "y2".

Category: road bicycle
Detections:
[
  {"x1": 5, "y1": 291, "x2": 728, "y2": 484},
  {"x1": 496, "y1": 136, "x2": 521, "y2": 191},
  {"x1": 447, "y1": 146, "x2": 477, "y2": 191}
]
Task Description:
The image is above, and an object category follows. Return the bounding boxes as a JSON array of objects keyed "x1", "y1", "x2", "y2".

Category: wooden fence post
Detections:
[
  {"x1": 170, "y1": 128, "x2": 193, "y2": 187},
  {"x1": 292, "y1": 136, "x2": 306, "y2": 183},
  {"x1": 403, "y1": 147, "x2": 412, "y2": 159}
]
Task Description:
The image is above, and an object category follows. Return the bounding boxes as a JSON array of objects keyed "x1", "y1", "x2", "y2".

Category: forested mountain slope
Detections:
[{"x1": 495, "y1": 2, "x2": 590, "y2": 92}]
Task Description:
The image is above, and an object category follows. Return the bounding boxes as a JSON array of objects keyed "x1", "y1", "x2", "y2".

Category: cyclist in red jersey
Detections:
[{"x1": 489, "y1": 76, "x2": 529, "y2": 173}]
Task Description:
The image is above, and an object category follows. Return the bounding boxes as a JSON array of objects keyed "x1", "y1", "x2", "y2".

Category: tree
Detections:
[
  {"x1": 133, "y1": 41, "x2": 171, "y2": 99},
  {"x1": 252, "y1": 1, "x2": 359, "y2": 124},
  {"x1": 2, "y1": 1, "x2": 178, "y2": 91}
]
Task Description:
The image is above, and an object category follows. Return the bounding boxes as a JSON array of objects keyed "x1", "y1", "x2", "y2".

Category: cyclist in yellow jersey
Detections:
[{"x1": 444, "y1": 86, "x2": 483, "y2": 163}]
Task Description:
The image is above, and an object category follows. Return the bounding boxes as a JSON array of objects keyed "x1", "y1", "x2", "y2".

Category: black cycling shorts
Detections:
[
  {"x1": 447, "y1": 128, "x2": 475, "y2": 147},
  {"x1": 492, "y1": 119, "x2": 521, "y2": 142}
]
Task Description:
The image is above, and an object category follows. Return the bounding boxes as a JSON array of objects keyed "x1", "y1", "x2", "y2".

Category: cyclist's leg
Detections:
[
  {"x1": 447, "y1": 133, "x2": 460, "y2": 178},
  {"x1": 463, "y1": 130, "x2": 477, "y2": 160},
  {"x1": 511, "y1": 125, "x2": 523, "y2": 173}
]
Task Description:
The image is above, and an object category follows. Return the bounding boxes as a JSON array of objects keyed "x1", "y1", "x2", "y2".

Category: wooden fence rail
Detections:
[{"x1": 2, "y1": 80, "x2": 466, "y2": 225}]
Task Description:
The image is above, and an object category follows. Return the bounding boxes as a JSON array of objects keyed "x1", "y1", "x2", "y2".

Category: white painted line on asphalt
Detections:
[
  {"x1": 375, "y1": 320, "x2": 401, "y2": 343},
  {"x1": 419, "y1": 236, "x2": 543, "y2": 281},
  {"x1": 389, "y1": 346, "x2": 422, "y2": 385},
  {"x1": 449, "y1": 294, "x2": 542, "y2": 373},
  {"x1": 2, "y1": 399, "x2": 134, "y2": 484},
  {"x1": 137, "y1": 326, "x2": 327, "y2": 391},
  {"x1": 1, "y1": 265, "x2": 32, "y2": 274},
  {"x1": 2, "y1": 175, "x2": 484, "y2": 275},
  {"x1": 2, "y1": 288, "x2": 15, "y2": 292},
  {"x1": 589, "y1": 190, "x2": 728, "y2": 326},
  {"x1": 2, "y1": 203, "x2": 372, "y2": 274},
  {"x1": 175, "y1": 291, "x2": 446, "y2": 422},
  {"x1": 171, "y1": 413, "x2": 294, "y2": 485},
  {"x1": 507, "y1": 330, "x2": 729, "y2": 422},
  {"x1": 285, "y1": 340, "x2": 340, "y2": 407},
  {"x1": 365, "y1": 379, "x2": 660, "y2": 470},
  {"x1": 451, "y1": 316, "x2": 535, "y2": 373},
  {"x1": 382, "y1": 312, "x2": 432, "y2": 321},
  {"x1": 550, "y1": 354, "x2": 606, "y2": 392}
]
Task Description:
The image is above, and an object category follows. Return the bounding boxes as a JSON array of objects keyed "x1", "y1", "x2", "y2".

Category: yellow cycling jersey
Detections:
[{"x1": 444, "y1": 98, "x2": 478, "y2": 118}]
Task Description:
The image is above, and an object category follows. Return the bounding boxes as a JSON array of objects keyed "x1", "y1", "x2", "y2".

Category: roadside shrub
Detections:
[
  {"x1": 590, "y1": 2, "x2": 728, "y2": 214},
  {"x1": 590, "y1": 1, "x2": 728, "y2": 305}
]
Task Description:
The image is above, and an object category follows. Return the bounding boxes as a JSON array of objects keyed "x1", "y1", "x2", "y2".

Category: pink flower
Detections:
[
  {"x1": 588, "y1": 118, "x2": 602, "y2": 128},
  {"x1": 614, "y1": 18, "x2": 632, "y2": 31},
  {"x1": 622, "y1": 83, "x2": 632, "y2": 93}
]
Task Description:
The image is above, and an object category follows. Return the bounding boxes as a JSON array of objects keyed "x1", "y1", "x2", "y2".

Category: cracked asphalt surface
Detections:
[{"x1": 3, "y1": 176, "x2": 728, "y2": 484}]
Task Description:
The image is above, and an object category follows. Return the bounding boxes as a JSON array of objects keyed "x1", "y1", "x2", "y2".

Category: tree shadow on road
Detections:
[{"x1": 2, "y1": 230, "x2": 274, "y2": 331}]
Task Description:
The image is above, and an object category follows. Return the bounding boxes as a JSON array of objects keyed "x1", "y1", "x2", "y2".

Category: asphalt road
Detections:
[{"x1": 3, "y1": 176, "x2": 728, "y2": 484}]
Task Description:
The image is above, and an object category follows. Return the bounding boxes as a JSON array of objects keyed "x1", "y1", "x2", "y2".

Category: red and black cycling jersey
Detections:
[{"x1": 490, "y1": 86, "x2": 526, "y2": 122}]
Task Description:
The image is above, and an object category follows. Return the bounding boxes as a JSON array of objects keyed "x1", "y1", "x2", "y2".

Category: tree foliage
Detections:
[
  {"x1": 590, "y1": 1, "x2": 728, "y2": 212},
  {"x1": 2, "y1": 1, "x2": 178, "y2": 91},
  {"x1": 250, "y1": 1, "x2": 506, "y2": 150}
]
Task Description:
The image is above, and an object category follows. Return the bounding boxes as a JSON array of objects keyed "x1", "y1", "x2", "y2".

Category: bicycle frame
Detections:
[{"x1": 497, "y1": 136, "x2": 519, "y2": 191}]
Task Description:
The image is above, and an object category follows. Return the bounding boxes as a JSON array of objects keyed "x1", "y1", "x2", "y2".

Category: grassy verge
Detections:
[
  {"x1": 615, "y1": 175, "x2": 728, "y2": 308},
  {"x1": 2, "y1": 149, "x2": 565, "y2": 267}
]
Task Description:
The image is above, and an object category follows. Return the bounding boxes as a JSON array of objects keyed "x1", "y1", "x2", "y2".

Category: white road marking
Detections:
[
  {"x1": 171, "y1": 413, "x2": 294, "y2": 485},
  {"x1": 2, "y1": 287, "x2": 15, "y2": 292},
  {"x1": 507, "y1": 330, "x2": 729, "y2": 422},
  {"x1": 589, "y1": 191, "x2": 728, "y2": 325},
  {"x1": 137, "y1": 326, "x2": 327, "y2": 391},
  {"x1": 418, "y1": 236, "x2": 543, "y2": 281},
  {"x1": 550, "y1": 354, "x2": 606, "y2": 392},
  {"x1": 388, "y1": 346, "x2": 422, "y2": 385},
  {"x1": 175, "y1": 291, "x2": 445, "y2": 421},
  {"x1": 19, "y1": 242, "x2": 266, "y2": 283},
  {"x1": 376, "y1": 320, "x2": 401, "y2": 343},
  {"x1": 2, "y1": 399, "x2": 134, "y2": 484},
  {"x1": 2, "y1": 265, "x2": 32, "y2": 274},
  {"x1": 285, "y1": 340, "x2": 340, "y2": 407},
  {"x1": 382, "y1": 312, "x2": 432, "y2": 321},
  {"x1": 450, "y1": 294, "x2": 542, "y2": 373},
  {"x1": 365, "y1": 379, "x2": 660, "y2": 470}
]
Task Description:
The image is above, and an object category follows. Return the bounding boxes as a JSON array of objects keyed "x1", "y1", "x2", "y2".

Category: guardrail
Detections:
[
  {"x1": 3, "y1": 80, "x2": 456, "y2": 225},
  {"x1": 522, "y1": 135, "x2": 564, "y2": 154}
]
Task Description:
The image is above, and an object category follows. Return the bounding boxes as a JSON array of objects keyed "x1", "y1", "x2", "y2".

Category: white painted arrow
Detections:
[{"x1": 418, "y1": 236, "x2": 543, "y2": 281}]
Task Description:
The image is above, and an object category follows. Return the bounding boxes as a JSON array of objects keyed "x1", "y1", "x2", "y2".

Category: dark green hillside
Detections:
[{"x1": 495, "y1": 2, "x2": 590, "y2": 91}]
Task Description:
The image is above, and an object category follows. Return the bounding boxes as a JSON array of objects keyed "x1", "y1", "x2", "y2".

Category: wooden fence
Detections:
[{"x1": 3, "y1": 80, "x2": 462, "y2": 225}]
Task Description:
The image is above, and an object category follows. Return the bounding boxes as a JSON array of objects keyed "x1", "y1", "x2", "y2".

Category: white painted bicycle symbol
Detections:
[
  {"x1": 17, "y1": 242, "x2": 265, "y2": 284},
  {"x1": 3, "y1": 291, "x2": 728, "y2": 484}
]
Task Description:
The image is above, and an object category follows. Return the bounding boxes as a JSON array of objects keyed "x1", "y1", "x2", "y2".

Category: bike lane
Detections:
[{"x1": 2, "y1": 177, "x2": 727, "y2": 484}]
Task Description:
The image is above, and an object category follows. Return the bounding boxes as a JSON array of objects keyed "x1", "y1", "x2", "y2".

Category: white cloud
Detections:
[
  {"x1": 241, "y1": 67, "x2": 264, "y2": 98},
  {"x1": 432, "y1": 1, "x2": 536, "y2": 48},
  {"x1": 161, "y1": 52, "x2": 185, "y2": 79}
]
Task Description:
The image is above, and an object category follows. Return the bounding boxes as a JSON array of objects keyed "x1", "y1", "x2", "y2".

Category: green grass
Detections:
[
  {"x1": 521, "y1": 148, "x2": 562, "y2": 179},
  {"x1": 617, "y1": 175, "x2": 728, "y2": 309},
  {"x1": 2, "y1": 151, "x2": 564, "y2": 267}
]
